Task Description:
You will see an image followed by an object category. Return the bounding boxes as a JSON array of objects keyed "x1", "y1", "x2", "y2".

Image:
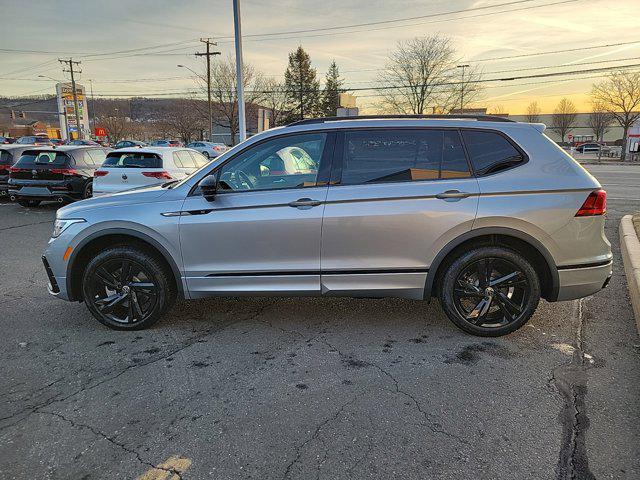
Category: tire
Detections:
[
  {"x1": 17, "y1": 199, "x2": 41, "y2": 207},
  {"x1": 83, "y1": 181, "x2": 93, "y2": 199},
  {"x1": 81, "y1": 246, "x2": 176, "y2": 330},
  {"x1": 438, "y1": 246, "x2": 540, "y2": 337},
  {"x1": 203, "y1": 151, "x2": 210, "y2": 158}
]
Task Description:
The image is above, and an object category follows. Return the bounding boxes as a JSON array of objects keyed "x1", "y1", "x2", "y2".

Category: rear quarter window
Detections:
[
  {"x1": 462, "y1": 130, "x2": 525, "y2": 175},
  {"x1": 103, "y1": 152, "x2": 162, "y2": 168}
]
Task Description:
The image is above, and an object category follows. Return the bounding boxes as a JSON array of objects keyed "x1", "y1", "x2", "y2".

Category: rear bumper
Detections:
[
  {"x1": 555, "y1": 260, "x2": 613, "y2": 301},
  {"x1": 8, "y1": 187, "x2": 80, "y2": 202}
]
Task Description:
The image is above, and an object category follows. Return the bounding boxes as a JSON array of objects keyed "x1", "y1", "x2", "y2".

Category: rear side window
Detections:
[
  {"x1": 190, "y1": 151, "x2": 209, "y2": 167},
  {"x1": 15, "y1": 151, "x2": 71, "y2": 166},
  {"x1": 0, "y1": 150, "x2": 13, "y2": 165},
  {"x1": 173, "y1": 151, "x2": 196, "y2": 168},
  {"x1": 340, "y1": 129, "x2": 470, "y2": 185},
  {"x1": 86, "y1": 149, "x2": 107, "y2": 166},
  {"x1": 103, "y1": 152, "x2": 162, "y2": 168},
  {"x1": 462, "y1": 130, "x2": 525, "y2": 175}
]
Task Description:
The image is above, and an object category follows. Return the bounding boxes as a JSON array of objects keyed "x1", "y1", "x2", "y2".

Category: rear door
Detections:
[{"x1": 320, "y1": 128, "x2": 480, "y2": 299}]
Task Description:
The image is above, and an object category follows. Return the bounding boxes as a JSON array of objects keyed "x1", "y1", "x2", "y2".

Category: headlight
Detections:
[{"x1": 52, "y1": 218, "x2": 85, "y2": 238}]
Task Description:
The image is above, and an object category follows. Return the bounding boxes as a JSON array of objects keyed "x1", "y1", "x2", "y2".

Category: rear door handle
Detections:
[
  {"x1": 435, "y1": 190, "x2": 472, "y2": 200},
  {"x1": 288, "y1": 198, "x2": 322, "y2": 208}
]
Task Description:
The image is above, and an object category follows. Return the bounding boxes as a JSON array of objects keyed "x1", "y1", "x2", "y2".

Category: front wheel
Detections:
[
  {"x1": 439, "y1": 247, "x2": 540, "y2": 337},
  {"x1": 81, "y1": 246, "x2": 176, "y2": 330}
]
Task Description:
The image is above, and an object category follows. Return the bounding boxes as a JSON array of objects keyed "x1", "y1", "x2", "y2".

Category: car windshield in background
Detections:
[
  {"x1": 15, "y1": 151, "x2": 70, "y2": 166},
  {"x1": 103, "y1": 152, "x2": 162, "y2": 168}
]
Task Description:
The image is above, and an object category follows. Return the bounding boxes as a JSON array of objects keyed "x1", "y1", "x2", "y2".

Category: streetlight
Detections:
[
  {"x1": 38, "y1": 75, "x2": 61, "y2": 82},
  {"x1": 233, "y1": 0, "x2": 246, "y2": 143},
  {"x1": 178, "y1": 64, "x2": 213, "y2": 141}
]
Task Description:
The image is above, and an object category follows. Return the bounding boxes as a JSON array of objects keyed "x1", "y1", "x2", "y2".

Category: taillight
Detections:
[
  {"x1": 9, "y1": 166, "x2": 26, "y2": 173},
  {"x1": 575, "y1": 190, "x2": 606, "y2": 217},
  {"x1": 50, "y1": 168, "x2": 79, "y2": 176},
  {"x1": 142, "y1": 171, "x2": 173, "y2": 179},
  {"x1": 213, "y1": 146, "x2": 222, "y2": 151},
  {"x1": 93, "y1": 170, "x2": 109, "y2": 177}
]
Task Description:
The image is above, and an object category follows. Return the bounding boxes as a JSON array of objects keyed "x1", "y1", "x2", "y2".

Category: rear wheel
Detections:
[
  {"x1": 438, "y1": 246, "x2": 540, "y2": 336},
  {"x1": 203, "y1": 151, "x2": 210, "y2": 158},
  {"x1": 81, "y1": 246, "x2": 176, "y2": 330},
  {"x1": 82, "y1": 181, "x2": 93, "y2": 199},
  {"x1": 17, "y1": 199, "x2": 41, "y2": 207}
]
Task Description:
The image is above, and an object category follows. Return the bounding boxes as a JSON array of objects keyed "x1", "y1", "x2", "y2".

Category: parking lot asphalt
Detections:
[{"x1": 1, "y1": 164, "x2": 639, "y2": 480}]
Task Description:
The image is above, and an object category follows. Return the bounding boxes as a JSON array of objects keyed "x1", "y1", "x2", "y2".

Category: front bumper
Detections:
[{"x1": 556, "y1": 260, "x2": 613, "y2": 301}]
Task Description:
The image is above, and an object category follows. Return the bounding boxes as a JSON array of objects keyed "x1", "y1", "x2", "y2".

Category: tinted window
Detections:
[
  {"x1": 216, "y1": 132, "x2": 326, "y2": 192},
  {"x1": 103, "y1": 152, "x2": 162, "y2": 168},
  {"x1": 462, "y1": 130, "x2": 524, "y2": 175},
  {"x1": 0, "y1": 150, "x2": 13, "y2": 165},
  {"x1": 15, "y1": 151, "x2": 70, "y2": 166},
  {"x1": 340, "y1": 129, "x2": 469, "y2": 185}
]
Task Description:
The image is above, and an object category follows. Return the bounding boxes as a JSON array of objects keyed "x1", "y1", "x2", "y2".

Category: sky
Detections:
[{"x1": 0, "y1": 0, "x2": 638, "y2": 114}]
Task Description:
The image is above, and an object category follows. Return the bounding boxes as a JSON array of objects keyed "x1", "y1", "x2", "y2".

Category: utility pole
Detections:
[
  {"x1": 195, "y1": 38, "x2": 220, "y2": 142},
  {"x1": 58, "y1": 58, "x2": 83, "y2": 139},
  {"x1": 233, "y1": 0, "x2": 246, "y2": 143},
  {"x1": 457, "y1": 64, "x2": 469, "y2": 112}
]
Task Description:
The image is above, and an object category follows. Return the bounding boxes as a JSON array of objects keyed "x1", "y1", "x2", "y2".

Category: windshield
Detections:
[
  {"x1": 103, "y1": 152, "x2": 162, "y2": 168},
  {"x1": 15, "y1": 151, "x2": 70, "y2": 166}
]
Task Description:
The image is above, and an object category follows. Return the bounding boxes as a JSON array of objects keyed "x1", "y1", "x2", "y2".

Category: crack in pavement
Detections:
[
  {"x1": 37, "y1": 410, "x2": 185, "y2": 479},
  {"x1": 318, "y1": 338, "x2": 470, "y2": 447},
  {"x1": 552, "y1": 298, "x2": 596, "y2": 480},
  {"x1": 282, "y1": 397, "x2": 356, "y2": 480},
  {"x1": 0, "y1": 220, "x2": 52, "y2": 232},
  {"x1": 0, "y1": 302, "x2": 274, "y2": 432}
]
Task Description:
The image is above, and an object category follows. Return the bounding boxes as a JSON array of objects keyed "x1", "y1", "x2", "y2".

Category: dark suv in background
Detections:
[
  {"x1": 8, "y1": 145, "x2": 110, "y2": 206},
  {"x1": 0, "y1": 145, "x2": 35, "y2": 198}
]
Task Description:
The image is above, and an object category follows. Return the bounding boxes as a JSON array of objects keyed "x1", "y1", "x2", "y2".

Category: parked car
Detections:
[
  {"x1": 149, "y1": 139, "x2": 182, "y2": 147},
  {"x1": 114, "y1": 140, "x2": 146, "y2": 149},
  {"x1": 0, "y1": 145, "x2": 34, "y2": 197},
  {"x1": 15, "y1": 135, "x2": 51, "y2": 145},
  {"x1": 50, "y1": 139, "x2": 65, "y2": 146},
  {"x1": 0, "y1": 136, "x2": 15, "y2": 144},
  {"x1": 8, "y1": 146, "x2": 110, "y2": 206},
  {"x1": 186, "y1": 141, "x2": 228, "y2": 158},
  {"x1": 574, "y1": 142, "x2": 607, "y2": 153},
  {"x1": 92, "y1": 147, "x2": 208, "y2": 197},
  {"x1": 68, "y1": 139, "x2": 99, "y2": 146},
  {"x1": 43, "y1": 115, "x2": 612, "y2": 335}
]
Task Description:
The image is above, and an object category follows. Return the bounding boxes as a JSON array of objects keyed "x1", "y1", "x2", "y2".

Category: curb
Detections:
[{"x1": 620, "y1": 215, "x2": 640, "y2": 333}]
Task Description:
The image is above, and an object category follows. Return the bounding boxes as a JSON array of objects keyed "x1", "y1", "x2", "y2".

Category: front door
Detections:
[
  {"x1": 179, "y1": 131, "x2": 334, "y2": 297},
  {"x1": 320, "y1": 128, "x2": 480, "y2": 299}
]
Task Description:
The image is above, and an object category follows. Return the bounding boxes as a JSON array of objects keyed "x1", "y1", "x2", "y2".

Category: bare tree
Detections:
[
  {"x1": 97, "y1": 110, "x2": 134, "y2": 142},
  {"x1": 588, "y1": 102, "x2": 613, "y2": 142},
  {"x1": 166, "y1": 99, "x2": 203, "y2": 144},
  {"x1": 525, "y1": 101, "x2": 541, "y2": 123},
  {"x1": 488, "y1": 104, "x2": 508, "y2": 115},
  {"x1": 551, "y1": 98, "x2": 578, "y2": 144},
  {"x1": 377, "y1": 35, "x2": 458, "y2": 114},
  {"x1": 207, "y1": 55, "x2": 265, "y2": 145},
  {"x1": 591, "y1": 70, "x2": 640, "y2": 161},
  {"x1": 262, "y1": 77, "x2": 288, "y2": 127}
]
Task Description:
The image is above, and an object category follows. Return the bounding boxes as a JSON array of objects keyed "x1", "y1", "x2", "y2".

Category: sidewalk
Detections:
[{"x1": 620, "y1": 215, "x2": 640, "y2": 333}]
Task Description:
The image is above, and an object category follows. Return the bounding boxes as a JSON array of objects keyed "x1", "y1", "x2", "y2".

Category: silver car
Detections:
[
  {"x1": 43, "y1": 115, "x2": 612, "y2": 336},
  {"x1": 186, "y1": 141, "x2": 229, "y2": 158}
]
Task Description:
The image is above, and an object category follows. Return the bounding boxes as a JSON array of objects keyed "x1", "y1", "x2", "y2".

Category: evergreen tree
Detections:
[
  {"x1": 321, "y1": 60, "x2": 346, "y2": 116},
  {"x1": 283, "y1": 46, "x2": 320, "y2": 123}
]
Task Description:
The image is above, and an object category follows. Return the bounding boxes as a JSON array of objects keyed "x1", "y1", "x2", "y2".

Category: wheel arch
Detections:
[
  {"x1": 425, "y1": 227, "x2": 559, "y2": 302},
  {"x1": 66, "y1": 228, "x2": 184, "y2": 302}
]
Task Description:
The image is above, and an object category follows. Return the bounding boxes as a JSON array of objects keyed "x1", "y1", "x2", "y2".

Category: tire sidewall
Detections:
[
  {"x1": 439, "y1": 246, "x2": 541, "y2": 337},
  {"x1": 81, "y1": 247, "x2": 172, "y2": 330}
]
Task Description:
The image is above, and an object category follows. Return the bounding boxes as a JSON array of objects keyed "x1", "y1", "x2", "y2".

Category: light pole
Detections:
[
  {"x1": 456, "y1": 64, "x2": 470, "y2": 112},
  {"x1": 233, "y1": 0, "x2": 246, "y2": 143}
]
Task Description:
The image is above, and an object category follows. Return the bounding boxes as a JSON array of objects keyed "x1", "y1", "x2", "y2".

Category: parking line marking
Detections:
[{"x1": 136, "y1": 456, "x2": 192, "y2": 480}]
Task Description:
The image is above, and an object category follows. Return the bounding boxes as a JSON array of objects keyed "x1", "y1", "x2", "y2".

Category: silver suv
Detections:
[{"x1": 43, "y1": 116, "x2": 612, "y2": 336}]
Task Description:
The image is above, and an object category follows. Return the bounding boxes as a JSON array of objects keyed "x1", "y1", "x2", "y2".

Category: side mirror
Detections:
[{"x1": 199, "y1": 174, "x2": 217, "y2": 202}]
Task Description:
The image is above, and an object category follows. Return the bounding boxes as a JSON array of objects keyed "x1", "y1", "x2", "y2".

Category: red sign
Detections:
[{"x1": 94, "y1": 127, "x2": 107, "y2": 137}]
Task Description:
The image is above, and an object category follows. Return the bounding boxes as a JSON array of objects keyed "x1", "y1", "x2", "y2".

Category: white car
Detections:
[
  {"x1": 186, "y1": 141, "x2": 229, "y2": 158},
  {"x1": 93, "y1": 147, "x2": 209, "y2": 197}
]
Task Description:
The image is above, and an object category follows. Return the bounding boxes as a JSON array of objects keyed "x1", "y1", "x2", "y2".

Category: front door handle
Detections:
[
  {"x1": 288, "y1": 198, "x2": 322, "y2": 208},
  {"x1": 435, "y1": 190, "x2": 472, "y2": 200}
]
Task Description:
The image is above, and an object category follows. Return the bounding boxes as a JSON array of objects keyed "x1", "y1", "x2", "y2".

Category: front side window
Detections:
[
  {"x1": 340, "y1": 129, "x2": 470, "y2": 185},
  {"x1": 462, "y1": 130, "x2": 525, "y2": 175},
  {"x1": 216, "y1": 132, "x2": 326, "y2": 192}
]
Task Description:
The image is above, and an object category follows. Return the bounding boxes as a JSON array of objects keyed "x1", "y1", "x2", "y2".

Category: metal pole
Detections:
[
  {"x1": 457, "y1": 64, "x2": 469, "y2": 112},
  {"x1": 233, "y1": 0, "x2": 246, "y2": 143},
  {"x1": 206, "y1": 41, "x2": 213, "y2": 141}
]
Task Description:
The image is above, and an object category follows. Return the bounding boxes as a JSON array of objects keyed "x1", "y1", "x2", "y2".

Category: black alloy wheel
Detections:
[
  {"x1": 82, "y1": 246, "x2": 175, "y2": 330},
  {"x1": 83, "y1": 182, "x2": 93, "y2": 199},
  {"x1": 439, "y1": 247, "x2": 540, "y2": 336}
]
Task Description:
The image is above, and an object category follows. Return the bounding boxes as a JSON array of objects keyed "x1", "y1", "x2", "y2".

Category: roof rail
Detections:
[{"x1": 287, "y1": 114, "x2": 516, "y2": 127}]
